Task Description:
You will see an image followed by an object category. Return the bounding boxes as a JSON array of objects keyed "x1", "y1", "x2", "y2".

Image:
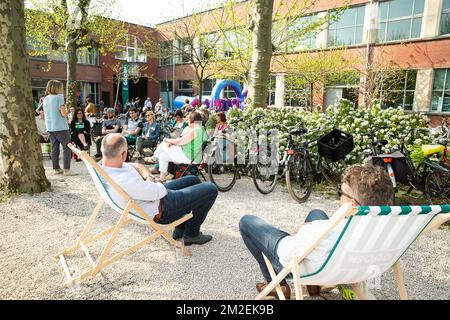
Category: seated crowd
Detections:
[{"x1": 38, "y1": 80, "x2": 397, "y2": 300}]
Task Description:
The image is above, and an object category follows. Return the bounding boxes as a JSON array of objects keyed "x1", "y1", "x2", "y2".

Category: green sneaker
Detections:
[{"x1": 338, "y1": 285, "x2": 357, "y2": 300}]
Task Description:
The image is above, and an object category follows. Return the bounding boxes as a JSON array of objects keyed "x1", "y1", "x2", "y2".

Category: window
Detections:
[
  {"x1": 431, "y1": 69, "x2": 450, "y2": 112},
  {"x1": 288, "y1": 14, "x2": 318, "y2": 51},
  {"x1": 284, "y1": 76, "x2": 311, "y2": 108},
  {"x1": 377, "y1": 0, "x2": 425, "y2": 43},
  {"x1": 199, "y1": 32, "x2": 220, "y2": 60},
  {"x1": 78, "y1": 48, "x2": 99, "y2": 65},
  {"x1": 266, "y1": 76, "x2": 276, "y2": 106},
  {"x1": 78, "y1": 82, "x2": 99, "y2": 104},
  {"x1": 178, "y1": 80, "x2": 193, "y2": 96},
  {"x1": 378, "y1": 69, "x2": 417, "y2": 110},
  {"x1": 175, "y1": 39, "x2": 191, "y2": 64},
  {"x1": 441, "y1": 0, "x2": 450, "y2": 35},
  {"x1": 160, "y1": 80, "x2": 173, "y2": 92},
  {"x1": 202, "y1": 79, "x2": 216, "y2": 96},
  {"x1": 159, "y1": 41, "x2": 173, "y2": 66},
  {"x1": 115, "y1": 35, "x2": 147, "y2": 63},
  {"x1": 328, "y1": 6, "x2": 365, "y2": 47}
]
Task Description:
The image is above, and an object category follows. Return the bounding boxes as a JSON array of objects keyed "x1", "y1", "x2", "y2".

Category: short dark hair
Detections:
[
  {"x1": 174, "y1": 110, "x2": 184, "y2": 118},
  {"x1": 184, "y1": 99, "x2": 190, "y2": 104},
  {"x1": 342, "y1": 164, "x2": 394, "y2": 206},
  {"x1": 129, "y1": 107, "x2": 138, "y2": 113}
]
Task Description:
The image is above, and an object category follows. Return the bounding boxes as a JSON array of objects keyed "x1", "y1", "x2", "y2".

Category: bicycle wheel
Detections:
[
  {"x1": 208, "y1": 162, "x2": 238, "y2": 192},
  {"x1": 251, "y1": 162, "x2": 278, "y2": 194},
  {"x1": 285, "y1": 153, "x2": 314, "y2": 203},
  {"x1": 425, "y1": 168, "x2": 450, "y2": 203}
]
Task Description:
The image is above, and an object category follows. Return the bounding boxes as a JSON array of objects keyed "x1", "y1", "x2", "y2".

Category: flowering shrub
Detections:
[{"x1": 226, "y1": 100, "x2": 433, "y2": 165}]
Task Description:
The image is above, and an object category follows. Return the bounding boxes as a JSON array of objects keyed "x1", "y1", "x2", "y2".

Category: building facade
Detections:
[
  {"x1": 155, "y1": 0, "x2": 450, "y2": 126},
  {"x1": 28, "y1": 0, "x2": 450, "y2": 126}
]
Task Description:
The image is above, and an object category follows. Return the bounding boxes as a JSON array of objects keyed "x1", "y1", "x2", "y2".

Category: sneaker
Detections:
[
  {"x1": 53, "y1": 168, "x2": 63, "y2": 175},
  {"x1": 183, "y1": 233, "x2": 213, "y2": 246},
  {"x1": 63, "y1": 170, "x2": 78, "y2": 176}
]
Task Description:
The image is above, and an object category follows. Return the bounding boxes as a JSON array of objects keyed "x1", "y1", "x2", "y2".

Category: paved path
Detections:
[{"x1": 0, "y1": 161, "x2": 448, "y2": 300}]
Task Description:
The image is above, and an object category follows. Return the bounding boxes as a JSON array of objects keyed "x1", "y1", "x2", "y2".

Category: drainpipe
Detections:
[{"x1": 363, "y1": 0, "x2": 374, "y2": 108}]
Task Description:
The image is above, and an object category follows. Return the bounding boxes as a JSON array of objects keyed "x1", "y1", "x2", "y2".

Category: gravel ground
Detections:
[{"x1": 0, "y1": 159, "x2": 449, "y2": 300}]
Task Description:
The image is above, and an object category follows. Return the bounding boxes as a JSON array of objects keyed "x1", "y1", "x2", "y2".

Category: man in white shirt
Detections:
[
  {"x1": 101, "y1": 133, "x2": 218, "y2": 245},
  {"x1": 144, "y1": 97, "x2": 153, "y2": 111},
  {"x1": 239, "y1": 164, "x2": 394, "y2": 299}
]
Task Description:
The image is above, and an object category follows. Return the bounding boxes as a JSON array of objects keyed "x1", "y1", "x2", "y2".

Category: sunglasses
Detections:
[{"x1": 338, "y1": 185, "x2": 361, "y2": 206}]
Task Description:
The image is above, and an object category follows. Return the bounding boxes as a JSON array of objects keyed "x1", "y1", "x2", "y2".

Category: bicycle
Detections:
[
  {"x1": 207, "y1": 114, "x2": 278, "y2": 193},
  {"x1": 385, "y1": 128, "x2": 450, "y2": 204},
  {"x1": 283, "y1": 127, "x2": 352, "y2": 203}
]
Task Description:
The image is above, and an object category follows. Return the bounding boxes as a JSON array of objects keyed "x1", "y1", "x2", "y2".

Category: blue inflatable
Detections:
[
  {"x1": 173, "y1": 96, "x2": 195, "y2": 109},
  {"x1": 211, "y1": 79, "x2": 244, "y2": 110}
]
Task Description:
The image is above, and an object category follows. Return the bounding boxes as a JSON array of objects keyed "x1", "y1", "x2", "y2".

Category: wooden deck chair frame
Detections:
[
  {"x1": 54, "y1": 144, "x2": 193, "y2": 287},
  {"x1": 255, "y1": 203, "x2": 450, "y2": 300}
]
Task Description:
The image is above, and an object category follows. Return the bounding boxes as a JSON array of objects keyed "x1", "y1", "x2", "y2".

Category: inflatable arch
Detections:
[{"x1": 211, "y1": 79, "x2": 244, "y2": 110}]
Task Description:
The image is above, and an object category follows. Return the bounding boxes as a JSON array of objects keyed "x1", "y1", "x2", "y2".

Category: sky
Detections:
[{"x1": 111, "y1": 0, "x2": 233, "y2": 26}]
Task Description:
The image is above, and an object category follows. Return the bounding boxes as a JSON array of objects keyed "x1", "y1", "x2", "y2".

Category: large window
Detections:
[
  {"x1": 377, "y1": 0, "x2": 425, "y2": 43},
  {"x1": 115, "y1": 35, "x2": 147, "y2": 63},
  {"x1": 202, "y1": 79, "x2": 216, "y2": 96},
  {"x1": 328, "y1": 6, "x2": 365, "y2": 47},
  {"x1": 267, "y1": 76, "x2": 276, "y2": 106},
  {"x1": 79, "y1": 82, "x2": 99, "y2": 104},
  {"x1": 78, "y1": 48, "x2": 99, "y2": 65},
  {"x1": 175, "y1": 39, "x2": 191, "y2": 64},
  {"x1": 441, "y1": 0, "x2": 450, "y2": 35},
  {"x1": 288, "y1": 14, "x2": 318, "y2": 51},
  {"x1": 199, "y1": 32, "x2": 221, "y2": 60},
  {"x1": 431, "y1": 69, "x2": 450, "y2": 113},
  {"x1": 159, "y1": 41, "x2": 173, "y2": 66},
  {"x1": 284, "y1": 76, "x2": 311, "y2": 108},
  {"x1": 378, "y1": 69, "x2": 417, "y2": 110},
  {"x1": 178, "y1": 80, "x2": 193, "y2": 96}
]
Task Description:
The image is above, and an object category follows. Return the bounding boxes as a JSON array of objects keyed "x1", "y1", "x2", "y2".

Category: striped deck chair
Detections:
[
  {"x1": 256, "y1": 202, "x2": 450, "y2": 300},
  {"x1": 54, "y1": 144, "x2": 193, "y2": 286}
]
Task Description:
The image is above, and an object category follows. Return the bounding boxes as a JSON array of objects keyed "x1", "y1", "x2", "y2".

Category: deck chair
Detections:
[
  {"x1": 256, "y1": 202, "x2": 450, "y2": 300},
  {"x1": 54, "y1": 144, "x2": 193, "y2": 286}
]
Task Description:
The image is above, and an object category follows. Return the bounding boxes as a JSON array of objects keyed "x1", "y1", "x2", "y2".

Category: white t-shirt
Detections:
[
  {"x1": 145, "y1": 99, "x2": 152, "y2": 109},
  {"x1": 277, "y1": 219, "x2": 347, "y2": 275},
  {"x1": 101, "y1": 163, "x2": 168, "y2": 218}
]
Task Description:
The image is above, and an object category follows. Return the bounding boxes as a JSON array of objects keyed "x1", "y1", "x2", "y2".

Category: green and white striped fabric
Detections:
[
  {"x1": 300, "y1": 205, "x2": 449, "y2": 286},
  {"x1": 356, "y1": 205, "x2": 450, "y2": 216}
]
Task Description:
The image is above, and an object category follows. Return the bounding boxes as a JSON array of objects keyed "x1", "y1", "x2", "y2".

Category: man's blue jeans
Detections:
[
  {"x1": 239, "y1": 209, "x2": 329, "y2": 285},
  {"x1": 160, "y1": 176, "x2": 218, "y2": 237}
]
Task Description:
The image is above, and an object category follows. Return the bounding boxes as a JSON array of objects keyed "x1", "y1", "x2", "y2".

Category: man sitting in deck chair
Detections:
[
  {"x1": 239, "y1": 164, "x2": 394, "y2": 299},
  {"x1": 100, "y1": 133, "x2": 218, "y2": 245}
]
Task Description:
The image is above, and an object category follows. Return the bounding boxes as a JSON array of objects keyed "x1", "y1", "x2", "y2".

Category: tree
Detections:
[
  {"x1": 0, "y1": 0, "x2": 50, "y2": 194},
  {"x1": 247, "y1": 0, "x2": 275, "y2": 109},
  {"x1": 25, "y1": 0, "x2": 130, "y2": 108},
  {"x1": 278, "y1": 48, "x2": 355, "y2": 110}
]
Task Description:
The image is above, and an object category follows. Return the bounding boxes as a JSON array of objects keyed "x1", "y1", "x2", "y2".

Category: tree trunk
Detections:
[
  {"x1": 247, "y1": 0, "x2": 274, "y2": 109},
  {"x1": 66, "y1": 42, "x2": 78, "y2": 109},
  {"x1": 0, "y1": 0, "x2": 50, "y2": 194}
]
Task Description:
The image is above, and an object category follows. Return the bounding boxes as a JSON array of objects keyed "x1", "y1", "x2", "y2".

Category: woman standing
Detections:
[
  {"x1": 43, "y1": 80, "x2": 73, "y2": 175},
  {"x1": 70, "y1": 109, "x2": 92, "y2": 154}
]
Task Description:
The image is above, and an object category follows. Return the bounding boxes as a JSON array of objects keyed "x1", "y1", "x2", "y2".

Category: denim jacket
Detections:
[{"x1": 142, "y1": 122, "x2": 160, "y2": 141}]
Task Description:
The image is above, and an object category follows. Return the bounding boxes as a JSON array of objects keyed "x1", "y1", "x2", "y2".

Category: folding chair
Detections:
[
  {"x1": 54, "y1": 144, "x2": 193, "y2": 287},
  {"x1": 256, "y1": 202, "x2": 450, "y2": 300}
]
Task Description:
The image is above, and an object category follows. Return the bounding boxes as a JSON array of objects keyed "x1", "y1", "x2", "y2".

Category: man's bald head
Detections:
[{"x1": 101, "y1": 133, "x2": 127, "y2": 160}]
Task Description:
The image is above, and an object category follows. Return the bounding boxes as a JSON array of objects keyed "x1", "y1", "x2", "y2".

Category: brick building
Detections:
[{"x1": 29, "y1": 0, "x2": 450, "y2": 125}]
